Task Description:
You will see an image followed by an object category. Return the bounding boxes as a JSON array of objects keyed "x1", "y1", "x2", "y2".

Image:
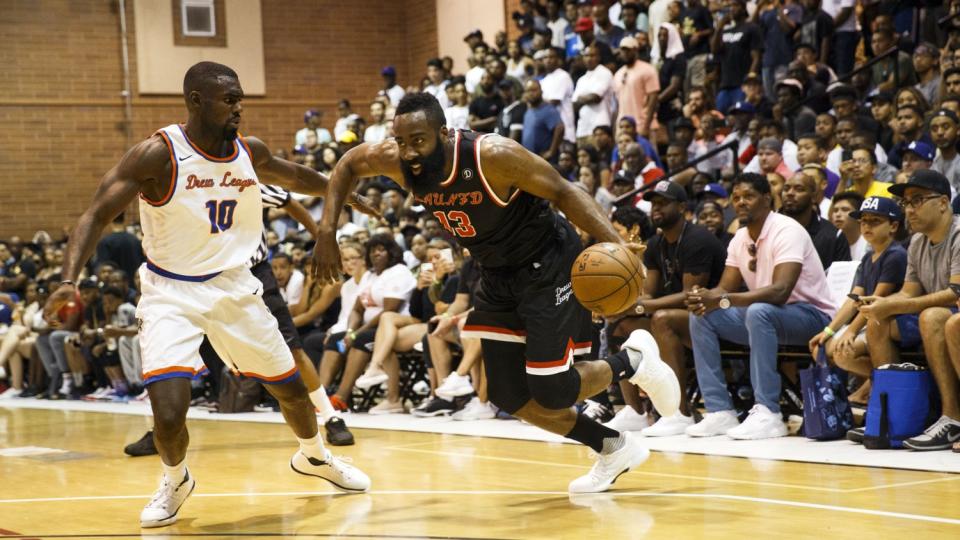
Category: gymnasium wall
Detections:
[{"x1": 0, "y1": 0, "x2": 441, "y2": 238}]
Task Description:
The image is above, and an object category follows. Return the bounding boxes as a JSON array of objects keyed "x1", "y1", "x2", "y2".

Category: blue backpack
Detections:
[{"x1": 863, "y1": 363, "x2": 939, "y2": 449}]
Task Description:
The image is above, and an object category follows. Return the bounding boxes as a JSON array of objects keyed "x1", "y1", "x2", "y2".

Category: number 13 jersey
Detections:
[
  {"x1": 139, "y1": 124, "x2": 262, "y2": 278},
  {"x1": 410, "y1": 130, "x2": 557, "y2": 269}
]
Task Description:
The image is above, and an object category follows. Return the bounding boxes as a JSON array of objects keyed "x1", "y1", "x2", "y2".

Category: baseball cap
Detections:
[
  {"x1": 828, "y1": 83, "x2": 857, "y2": 101},
  {"x1": 903, "y1": 141, "x2": 935, "y2": 162},
  {"x1": 612, "y1": 169, "x2": 636, "y2": 185},
  {"x1": 574, "y1": 17, "x2": 594, "y2": 32},
  {"x1": 673, "y1": 117, "x2": 695, "y2": 131},
  {"x1": 727, "y1": 101, "x2": 756, "y2": 115},
  {"x1": 79, "y1": 278, "x2": 99, "y2": 290},
  {"x1": 888, "y1": 169, "x2": 953, "y2": 197},
  {"x1": 303, "y1": 109, "x2": 321, "y2": 122},
  {"x1": 775, "y1": 78, "x2": 804, "y2": 94},
  {"x1": 644, "y1": 180, "x2": 688, "y2": 202},
  {"x1": 703, "y1": 183, "x2": 729, "y2": 198},
  {"x1": 619, "y1": 36, "x2": 640, "y2": 50},
  {"x1": 381, "y1": 66, "x2": 396, "y2": 77},
  {"x1": 463, "y1": 29, "x2": 483, "y2": 42},
  {"x1": 932, "y1": 108, "x2": 960, "y2": 125},
  {"x1": 866, "y1": 90, "x2": 894, "y2": 105},
  {"x1": 850, "y1": 196, "x2": 903, "y2": 221}
]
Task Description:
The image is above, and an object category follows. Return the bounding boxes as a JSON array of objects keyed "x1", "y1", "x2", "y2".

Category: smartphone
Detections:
[
  {"x1": 847, "y1": 293, "x2": 861, "y2": 302},
  {"x1": 440, "y1": 248, "x2": 454, "y2": 263},
  {"x1": 421, "y1": 262, "x2": 434, "y2": 272},
  {"x1": 950, "y1": 283, "x2": 960, "y2": 297}
]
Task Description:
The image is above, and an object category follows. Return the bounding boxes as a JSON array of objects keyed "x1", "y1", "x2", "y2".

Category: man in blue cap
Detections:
[
  {"x1": 294, "y1": 109, "x2": 332, "y2": 147},
  {"x1": 379, "y1": 66, "x2": 405, "y2": 107},
  {"x1": 901, "y1": 140, "x2": 935, "y2": 176}
]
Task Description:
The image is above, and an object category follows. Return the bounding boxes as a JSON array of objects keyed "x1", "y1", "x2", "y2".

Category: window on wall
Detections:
[{"x1": 172, "y1": 0, "x2": 227, "y2": 47}]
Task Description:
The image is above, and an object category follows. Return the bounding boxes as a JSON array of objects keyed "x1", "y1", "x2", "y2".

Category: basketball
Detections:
[{"x1": 570, "y1": 242, "x2": 644, "y2": 317}]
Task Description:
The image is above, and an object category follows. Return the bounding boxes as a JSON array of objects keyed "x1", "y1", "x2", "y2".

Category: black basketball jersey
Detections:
[{"x1": 411, "y1": 130, "x2": 557, "y2": 268}]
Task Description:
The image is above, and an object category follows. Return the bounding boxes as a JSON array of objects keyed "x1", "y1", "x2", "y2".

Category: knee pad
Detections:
[{"x1": 528, "y1": 369, "x2": 581, "y2": 410}]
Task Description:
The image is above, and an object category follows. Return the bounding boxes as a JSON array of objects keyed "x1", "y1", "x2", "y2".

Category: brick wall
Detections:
[{"x1": 0, "y1": 0, "x2": 440, "y2": 238}]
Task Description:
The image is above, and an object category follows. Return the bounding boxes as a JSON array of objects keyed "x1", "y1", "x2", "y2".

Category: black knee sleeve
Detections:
[{"x1": 528, "y1": 368, "x2": 582, "y2": 410}]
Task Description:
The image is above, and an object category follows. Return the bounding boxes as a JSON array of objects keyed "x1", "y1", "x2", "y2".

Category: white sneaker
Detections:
[
  {"x1": 0, "y1": 387, "x2": 21, "y2": 400},
  {"x1": 368, "y1": 399, "x2": 406, "y2": 415},
  {"x1": 603, "y1": 406, "x2": 652, "y2": 432},
  {"x1": 354, "y1": 367, "x2": 388, "y2": 390},
  {"x1": 290, "y1": 449, "x2": 371, "y2": 492},
  {"x1": 640, "y1": 412, "x2": 694, "y2": 437},
  {"x1": 452, "y1": 397, "x2": 497, "y2": 420},
  {"x1": 435, "y1": 372, "x2": 475, "y2": 400},
  {"x1": 726, "y1": 404, "x2": 787, "y2": 440},
  {"x1": 568, "y1": 432, "x2": 650, "y2": 493},
  {"x1": 140, "y1": 469, "x2": 196, "y2": 528},
  {"x1": 685, "y1": 410, "x2": 740, "y2": 437},
  {"x1": 622, "y1": 330, "x2": 681, "y2": 418}
]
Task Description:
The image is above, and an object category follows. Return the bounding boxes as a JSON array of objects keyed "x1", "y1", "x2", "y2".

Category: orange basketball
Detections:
[{"x1": 570, "y1": 242, "x2": 644, "y2": 317}]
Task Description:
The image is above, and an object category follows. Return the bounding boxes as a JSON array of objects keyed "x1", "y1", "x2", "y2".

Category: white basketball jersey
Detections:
[{"x1": 139, "y1": 124, "x2": 262, "y2": 278}]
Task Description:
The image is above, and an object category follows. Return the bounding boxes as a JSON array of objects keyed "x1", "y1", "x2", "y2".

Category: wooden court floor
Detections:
[{"x1": 1, "y1": 407, "x2": 959, "y2": 539}]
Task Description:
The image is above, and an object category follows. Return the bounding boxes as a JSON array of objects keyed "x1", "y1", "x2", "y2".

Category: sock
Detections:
[
  {"x1": 565, "y1": 413, "x2": 621, "y2": 453},
  {"x1": 603, "y1": 350, "x2": 636, "y2": 384},
  {"x1": 297, "y1": 434, "x2": 327, "y2": 461},
  {"x1": 72, "y1": 372, "x2": 85, "y2": 388},
  {"x1": 310, "y1": 386, "x2": 338, "y2": 423},
  {"x1": 601, "y1": 433, "x2": 627, "y2": 455},
  {"x1": 162, "y1": 459, "x2": 187, "y2": 482}
]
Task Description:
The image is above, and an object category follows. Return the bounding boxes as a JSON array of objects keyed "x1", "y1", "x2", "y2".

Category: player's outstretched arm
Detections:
[
  {"x1": 313, "y1": 141, "x2": 404, "y2": 284},
  {"x1": 478, "y1": 135, "x2": 622, "y2": 245},
  {"x1": 45, "y1": 137, "x2": 166, "y2": 320}
]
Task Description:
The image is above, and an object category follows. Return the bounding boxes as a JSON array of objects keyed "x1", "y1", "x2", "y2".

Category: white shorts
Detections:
[{"x1": 137, "y1": 264, "x2": 297, "y2": 386}]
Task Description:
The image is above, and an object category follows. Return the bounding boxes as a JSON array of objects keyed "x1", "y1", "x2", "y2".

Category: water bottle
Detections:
[{"x1": 336, "y1": 340, "x2": 346, "y2": 354}]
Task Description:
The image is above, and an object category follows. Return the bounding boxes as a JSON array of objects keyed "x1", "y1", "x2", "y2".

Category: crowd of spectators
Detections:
[{"x1": 4, "y1": 0, "x2": 960, "y2": 452}]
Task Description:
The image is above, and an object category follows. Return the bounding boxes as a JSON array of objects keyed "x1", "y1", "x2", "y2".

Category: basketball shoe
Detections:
[
  {"x1": 622, "y1": 330, "x2": 680, "y2": 418},
  {"x1": 568, "y1": 432, "x2": 649, "y2": 493},
  {"x1": 140, "y1": 468, "x2": 195, "y2": 528},
  {"x1": 290, "y1": 449, "x2": 371, "y2": 492}
]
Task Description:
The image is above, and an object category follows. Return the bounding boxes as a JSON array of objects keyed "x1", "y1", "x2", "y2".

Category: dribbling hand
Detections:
[
  {"x1": 43, "y1": 284, "x2": 75, "y2": 326},
  {"x1": 312, "y1": 228, "x2": 343, "y2": 286}
]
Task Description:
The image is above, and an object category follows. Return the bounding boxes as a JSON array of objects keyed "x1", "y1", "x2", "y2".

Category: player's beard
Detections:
[
  {"x1": 223, "y1": 124, "x2": 239, "y2": 141},
  {"x1": 400, "y1": 136, "x2": 447, "y2": 189}
]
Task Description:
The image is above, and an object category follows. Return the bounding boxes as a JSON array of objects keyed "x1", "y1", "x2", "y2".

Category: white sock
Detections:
[
  {"x1": 310, "y1": 386, "x2": 339, "y2": 423},
  {"x1": 297, "y1": 434, "x2": 327, "y2": 461},
  {"x1": 162, "y1": 459, "x2": 187, "y2": 482}
]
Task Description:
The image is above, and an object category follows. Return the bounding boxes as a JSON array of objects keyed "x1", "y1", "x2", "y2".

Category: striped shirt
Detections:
[{"x1": 249, "y1": 184, "x2": 291, "y2": 267}]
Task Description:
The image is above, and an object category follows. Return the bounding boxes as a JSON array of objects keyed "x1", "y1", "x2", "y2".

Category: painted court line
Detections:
[{"x1": 0, "y1": 489, "x2": 957, "y2": 526}]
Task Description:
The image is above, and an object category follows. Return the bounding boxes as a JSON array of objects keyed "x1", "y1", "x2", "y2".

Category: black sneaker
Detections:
[
  {"x1": 846, "y1": 427, "x2": 865, "y2": 444},
  {"x1": 324, "y1": 417, "x2": 355, "y2": 446},
  {"x1": 411, "y1": 397, "x2": 455, "y2": 417},
  {"x1": 125, "y1": 430, "x2": 159, "y2": 457},
  {"x1": 902, "y1": 416, "x2": 960, "y2": 451}
]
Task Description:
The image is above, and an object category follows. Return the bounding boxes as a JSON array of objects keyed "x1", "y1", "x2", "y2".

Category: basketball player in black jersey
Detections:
[{"x1": 315, "y1": 93, "x2": 681, "y2": 493}]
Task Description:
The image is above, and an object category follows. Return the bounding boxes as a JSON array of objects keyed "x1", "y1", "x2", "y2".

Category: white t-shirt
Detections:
[
  {"x1": 334, "y1": 114, "x2": 360, "y2": 141},
  {"x1": 424, "y1": 82, "x2": 451, "y2": 108},
  {"x1": 280, "y1": 269, "x2": 305, "y2": 305},
  {"x1": 572, "y1": 65, "x2": 614, "y2": 138},
  {"x1": 850, "y1": 235, "x2": 869, "y2": 263},
  {"x1": 381, "y1": 85, "x2": 406, "y2": 107},
  {"x1": 541, "y1": 68, "x2": 576, "y2": 143},
  {"x1": 364, "y1": 123, "x2": 390, "y2": 143},
  {"x1": 444, "y1": 105, "x2": 470, "y2": 130},
  {"x1": 821, "y1": 0, "x2": 858, "y2": 33},
  {"x1": 356, "y1": 264, "x2": 416, "y2": 324},
  {"x1": 465, "y1": 66, "x2": 486, "y2": 94},
  {"x1": 294, "y1": 127, "x2": 332, "y2": 147},
  {"x1": 330, "y1": 274, "x2": 367, "y2": 334},
  {"x1": 548, "y1": 18, "x2": 570, "y2": 48}
]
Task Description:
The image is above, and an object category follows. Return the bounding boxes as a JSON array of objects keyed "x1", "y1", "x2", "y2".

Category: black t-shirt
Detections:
[
  {"x1": 95, "y1": 231, "x2": 145, "y2": 279},
  {"x1": 657, "y1": 56, "x2": 687, "y2": 124},
  {"x1": 497, "y1": 101, "x2": 527, "y2": 139},
  {"x1": 795, "y1": 10, "x2": 833, "y2": 53},
  {"x1": 1, "y1": 257, "x2": 37, "y2": 296},
  {"x1": 718, "y1": 21, "x2": 763, "y2": 90},
  {"x1": 681, "y1": 6, "x2": 713, "y2": 58},
  {"x1": 642, "y1": 222, "x2": 727, "y2": 297},
  {"x1": 468, "y1": 94, "x2": 505, "y2": 133},
  {"x1": 410, "y1": 274, "x2": 460, "y2": 321},
  {"x1": 801, "y1": 212, "x2": 851, "y2": 271}
]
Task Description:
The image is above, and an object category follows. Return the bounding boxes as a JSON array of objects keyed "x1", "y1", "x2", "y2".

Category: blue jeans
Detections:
[
  {"x1": 690, "y1": 302, "x2": 830, "y2": 413},
  {"x1": 716, "y1": 88, "x2": 745, "y2": 117}
]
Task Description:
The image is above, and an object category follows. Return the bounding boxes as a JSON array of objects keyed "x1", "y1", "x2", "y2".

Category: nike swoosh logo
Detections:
[{"x1": 178, "y1": 155, "x2": 193, "y2": 161}]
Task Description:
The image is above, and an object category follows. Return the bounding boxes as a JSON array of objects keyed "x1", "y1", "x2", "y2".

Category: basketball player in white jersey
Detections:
[{"x1": 44, "y1": 62, "x2": 376, "y2": 528}]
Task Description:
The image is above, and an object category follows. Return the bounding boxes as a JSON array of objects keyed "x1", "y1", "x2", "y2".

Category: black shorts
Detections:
[
  {"x1": 251, "y1": 260, "x2": 303, "y2": 350},
  {"x1": 462, "y1": 219, "x2": 593, "y2": 381}
]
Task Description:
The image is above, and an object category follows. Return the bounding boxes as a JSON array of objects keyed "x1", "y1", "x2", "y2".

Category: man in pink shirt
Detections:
[
  {"x1": 756, "y1": 137, "x2": 794, "y2": 179},
  {"x1": 613, "y1": 36, "x2": 660, "y2": 138},
  {"x1": 683, "y1": 173, "x2": 834, "y2": 440}
]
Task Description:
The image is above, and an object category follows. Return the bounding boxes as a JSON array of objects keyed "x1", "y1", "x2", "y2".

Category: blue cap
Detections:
[
  {"x1": 381, "y1": 66, "x2": 396, "y2": 77},
  {"x1": 903, "y1": 140, "x2": 935, "y2": 161},
  {"x1": 303, "y1": 109, "x2": 320, "y2": 122},
  {"x1": 703, "y1": 183, "x2": 728, "y2": 198},
  {"x1": 728, "y1": 101, "x2": 756, "y2": 114},
  {"x1": 850, "y1": 196, "x2": 903, "y2": 221}
]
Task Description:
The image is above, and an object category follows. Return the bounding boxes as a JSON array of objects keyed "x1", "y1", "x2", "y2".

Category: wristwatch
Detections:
[
  {"x1": 719, "y1": 294, "x2": 731, "y2": 310},
  {"x1": 634, "y1": 302, "x2": 645, "y2": 316}
]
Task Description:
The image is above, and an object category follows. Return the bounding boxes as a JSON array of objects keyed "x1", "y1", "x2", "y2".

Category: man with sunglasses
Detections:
[
  {"x1": 859, "y1": 170, "x2": 960, "y2": 451},
  {"x1": 684, "y1": 172, "x2": 835, "y2": 439}
]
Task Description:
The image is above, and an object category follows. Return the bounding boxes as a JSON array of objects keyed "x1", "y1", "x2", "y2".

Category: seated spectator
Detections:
[
  {"x1": 860, "y1": 171, "x2": 960, "y2": 451},
  {"x1": 621, "y1": 142, "x2": 665, "y2": 186},
  {"x1": 80, "y1": 286, "x2": 137, "y2": 399},
  {"x1": 913, "y1": 42, "x2": 941, "y2": 107},
  {"x1": 756, "y1": 137, "x2": 794, "y2": 179},
  {"x1": 521, "y1": 79, "x2": 565, "y2": 162},
  {"x1": 685, "y1": 173, "x2": 834, "y2": 439},
  {"x1": 868, "y1": 91, "x2": 896, "y2": 151},
  {"x1": 870, "y1": 27, "x2": 916, "y2": 92},
  {"x1": 774, "y1": 79, "x2": 817, "y2": 142},
  {"x1": 334, "y1": 99, "x2": 360, "y2": 141},
  {"x1": 35, "y1": 282, "x2": 85, "y2": 399},
  {"x1": 901, "y1": 141, "x2": 935, "y2": 176},
  {"x1": 294, "y1": 109, "x2": 332, "y2": 147},
  {"x1": 0, "y1": 240, "x2": 38, "y2": 298},
  {"x1": 888, "y1": 105, "x2": 933, "y2": 170},
  {"x1": 830, "y1": 191, "x2": 868, "y2": 261},
  {"x1": 930, "y1": 109, "x2": 960, "y2": 194},
  {"x1": 0, "y1": 282, "x2": 43, "y2": 398},
  {"x1": 809, "y1": 197, "x2": 907, "y2": 404},
  {"x1": 696, "y1": 200, "x2": 734, "y2": 247},
  {"x1": 271, "y1": 253, "x2": 304, "y2": 306},
  {"x1": 443, "y1": 78, "x2": 470, "y2": 130},
  {"x1": 364, "y1": 100, "x2": 390, "y2": 144},
  {"x1": 664, "y1": 142, "x2": 696, "y2": 187},
  {"x1": 611, "y1": 116, "x2": 663, "y2": 169},
  {"x1": 782, "y1": 170, "x2": 851, "y2": 270},
  {"x1": 607, "y1": 181, "x2": 727, "y2": 436},
  {"x1": 556, "y1": 148, "x2": 577, "y2": 181},
  {"x1": 745, "y1": 120, "x2": 800, "y2": 173},
  {"x1": 839, "y1": 145, "x2": 894, "y2": 199}
]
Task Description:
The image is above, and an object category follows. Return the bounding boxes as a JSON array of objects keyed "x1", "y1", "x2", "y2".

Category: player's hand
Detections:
[
  {"x1": 347, "y1": 192, "x2": 382, "y2": 218},
  {"x1": 312, "y1": 226, "x2": 343, "y2": 286},
  {"x1": 623, "y1": 242, "x2": 648, "y2": 280},
  {"x1": 43, "y1": 284, "x2": 75, "y2": 326}
]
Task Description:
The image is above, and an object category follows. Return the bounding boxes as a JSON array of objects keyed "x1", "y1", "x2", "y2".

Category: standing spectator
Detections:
[
  {"x1": 334, "y1": 99, "x2": 359, "y2": 141},
  {"x1": 913, "y1": 43, "x2": 941, "y2": 106},
  {"x1": 572, "y1": 44, "x2": 614, "y2": 147},
  {"x1": 545, "y1": 0, "x2": 570, "y2": 49},
  {"x1": 496, "y1": 79, "x2": 527, "y2": 142},
  {"x1": 711, "y1": 0, "x2": 762, "y2": 115},
  {"x1": 755, "y1": 0, "x2": 803, "y2": 99},
  {"x1": 423, "y1": 58, "x2": 450, "y2": 108},
  {"x1": 468, "y1": 70, "x2": 504, "y2": 134},
  {"x1": 781, "y1": 171, "x2": 851, "y2": 270},
  {"x1": 443, "y1": 78, "x2": 470, "y2": 130},
  {"x1": 931, "y1": 109, "x2": 960, "y2": 194},
  {"x1": 521, "y1": 79, "x2": 565, "y2": 161},
  {"x1": 593, "y1": 1, "x2": 625, "y2": 48},
  {"x1": 773, "y1": 79, "x2": 817, "y2": 141},
  {"x1": 379, "y1": 66, "x2": 405, "y2": 107},
  {"x1": 652, "y1": 22, "x2": 686, "y2": 132},
  {"x1": 363, "y1": 100, "x2": 390, "y2": 144},
  {"x1": 613, "y1": 36, "x2": 660, "y2": 137},
  {"x1": 620, "y1": 2, "x2": 648, "y2": 38},
  {"x1": 295, "y1": 109, "x2": 332, "y2": 147},
  {"x1": 860, "y1": 171, "x2": 960, "y2": 451},
  {"x1": 94, "y1": 213, "x2": 144, "y2": 280},
  {"x1": 540, "y1": 47, "x2": 576, "y2": 143},
  {"x1": 465, "y1": 44, "x2": 489, "y2": 94},
  {"x1": 822, "y1": 0, "x2": 858, "y2": 76},
  {"x1": 679, "y1": 0, "x2": 713, "y2": 91},
  {"x1": 506, "y1": 40, "x2": 534, "y2": 83},
  {"x1": 485, "y1": 57, "x2": 524, "y2": 99},
  {"x1": 686, "y1": 173, "x2": 834, "y2": 439},
  {"x1": 795, "y1": 0, "x2": 834, "y2": 66}
]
